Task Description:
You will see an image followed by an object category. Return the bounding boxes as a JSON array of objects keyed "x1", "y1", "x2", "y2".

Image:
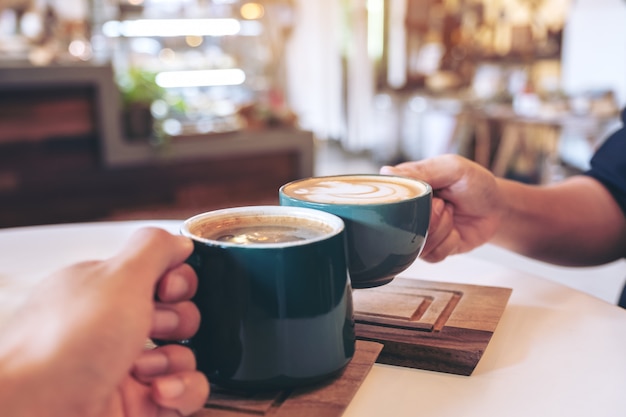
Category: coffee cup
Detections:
[
  {"x1": 279, "y1": 174, "x2": 432, "y2": 289},
  {"x1": 179, "y1": 205, "x2": 355, "y2": 390}
]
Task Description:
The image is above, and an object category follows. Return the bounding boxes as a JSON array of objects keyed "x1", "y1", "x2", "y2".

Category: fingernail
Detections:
[
  {"x1": 154, "y1": 309, "x2": 180, "y2": 333},
  {"x1": 135, "y1": 350, "x2": 168, "y2": 376},
  {"x1": 156, "y1": 376, "x2": 186, "y2": 399},
  {"x1": 166, "y1": 273, "x2": 190, "y2": 299},
  {"x1": 433, "y1": 199, "x2": 444, "y2": 216}
]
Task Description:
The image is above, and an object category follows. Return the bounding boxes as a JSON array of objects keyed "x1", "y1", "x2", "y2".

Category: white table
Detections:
[{"x1": 1, "y1": 220, "x2": 626, "y2": 417}]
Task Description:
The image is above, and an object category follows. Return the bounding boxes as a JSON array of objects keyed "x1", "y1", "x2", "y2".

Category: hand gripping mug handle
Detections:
[{"x1": 151, "y1": 252, "x2": 203, "y2": 348}]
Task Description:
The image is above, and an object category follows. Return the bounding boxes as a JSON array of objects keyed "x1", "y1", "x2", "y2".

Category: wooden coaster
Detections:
[
  {"x1": 353, "y1": 278, "x2": 512, "y2": 376},
  {"x1": 193, "y1": 340, "x2": 383, "y2": 417}
]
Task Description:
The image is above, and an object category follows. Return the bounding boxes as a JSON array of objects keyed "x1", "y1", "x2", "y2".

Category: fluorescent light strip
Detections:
[
  {"x1": 155, "y1": 69, "x2": 246, "y2": 88},
  {"x1": 102, "y1": 18, "x2": 241, "y2": 37}
]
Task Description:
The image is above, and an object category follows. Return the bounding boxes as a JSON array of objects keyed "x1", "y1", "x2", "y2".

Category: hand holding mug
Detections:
[{"x1": 0, "y1": 228, "x2": 209, "y2": 417}]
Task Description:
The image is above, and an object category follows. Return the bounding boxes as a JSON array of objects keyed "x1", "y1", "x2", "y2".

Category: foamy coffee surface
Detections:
[
  {"x1": 190, "y1": 214, "x2": 335, "y2": 246},
  {"x1": 210, "y1": 224, "x2": 327, "y2": 245},
  {"x1": 282, "y1": 175, "x2": 427, "y2": 205}
]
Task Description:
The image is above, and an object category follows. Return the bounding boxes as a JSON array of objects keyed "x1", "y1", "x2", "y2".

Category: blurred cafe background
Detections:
[{"x1": 0, "y1": 0, "x2": 625, "y2": 228}]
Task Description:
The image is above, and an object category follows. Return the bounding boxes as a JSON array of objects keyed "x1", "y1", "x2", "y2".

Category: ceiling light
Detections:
[
  {"x1": 155, "y1": 69, "x2": 246, "y2": 88},
  {"x1": 102, "y1": 18, "x2": 241, "y2": 37}
]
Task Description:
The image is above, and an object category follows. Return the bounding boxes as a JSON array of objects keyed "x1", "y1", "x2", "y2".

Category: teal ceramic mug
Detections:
[
  {"x1": 179, "y1": 205, "x2": 355, "y2": 390},
  {"x1": 279, "y1": 174, "x2": 432, "y2": 289}
]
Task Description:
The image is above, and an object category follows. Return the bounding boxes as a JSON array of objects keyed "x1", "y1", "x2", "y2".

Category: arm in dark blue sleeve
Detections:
[{"x1": 584, "y1": 108, "x2": 626, "y2": 216}]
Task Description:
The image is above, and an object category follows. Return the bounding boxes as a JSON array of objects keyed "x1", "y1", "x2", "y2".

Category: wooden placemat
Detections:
[
  {"x1": 353, "y1": 278, "x2": 512, "y2": 376},
  {"x1": 193, "y1": 340, "x2": 383, "y2": 417}
]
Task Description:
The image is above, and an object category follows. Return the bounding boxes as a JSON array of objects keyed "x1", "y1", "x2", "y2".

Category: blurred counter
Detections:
[{"x1": 0, "y1": 64, "x2": 314, "y2": 228}]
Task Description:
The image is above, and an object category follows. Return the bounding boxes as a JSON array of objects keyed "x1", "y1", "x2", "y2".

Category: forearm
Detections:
[
  {"x1": 0, "y1": 349, "x2": 110, "y2": 417},
  {"x1": 0, "y1": 365, "x2": 35, "y2": 417},
  {"x1": 492, "y1": 175, "x2": 626, "y2": 266},
  {"x1": 0, "y1": 302, "x2": 113, "y2": 417},
  {"x1": 0, "y1": 321, "x2": 57, "y2": 417}
]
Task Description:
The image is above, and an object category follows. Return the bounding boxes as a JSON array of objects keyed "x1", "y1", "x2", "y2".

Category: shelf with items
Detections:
[
  {"x1": 98, "y1": 0, "x2": 298, "y2": 141},
  {"x1": 379, "y1": 0, "x2": 569, "y2": 94}
]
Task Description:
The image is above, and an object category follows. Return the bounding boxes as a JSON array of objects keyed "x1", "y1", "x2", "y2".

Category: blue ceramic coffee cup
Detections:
[
  {"x1": 180, "y1": 205, "x2": 355, "y2": 390},
  {"x1": 280, "y1": 174, "x2": 432, "y2": 289}
]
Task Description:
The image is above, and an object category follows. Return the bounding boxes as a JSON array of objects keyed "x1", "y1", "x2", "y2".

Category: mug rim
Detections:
[
  {"x1": 279, "y1": 174, "x2": 432, "y2": 207},
  {"x1": 180, "y1": 205, "x2": 345, "y2": 248}
]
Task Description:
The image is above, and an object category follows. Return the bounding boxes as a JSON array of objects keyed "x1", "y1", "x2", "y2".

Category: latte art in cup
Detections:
[{"x1": 280, "y1": 175, "x2": 428, "y2": 205}]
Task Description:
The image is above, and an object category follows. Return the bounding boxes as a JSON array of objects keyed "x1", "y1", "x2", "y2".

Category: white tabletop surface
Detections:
[{"x1": 1, "y1": 220, "x2": 625, "y2": 417}]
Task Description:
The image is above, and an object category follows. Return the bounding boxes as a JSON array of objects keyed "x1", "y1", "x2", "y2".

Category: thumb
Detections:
[
  {"x1": 380, "y1": 161, "x2": 439, "y2": 187},
  {"x1": 381, "y1": 154, "x2": 471, "y2": 191}
]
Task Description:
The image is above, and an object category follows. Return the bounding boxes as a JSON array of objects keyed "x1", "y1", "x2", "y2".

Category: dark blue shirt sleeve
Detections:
[{"x1": 584, "y1": 108, "x2": 626, "y2": 216}]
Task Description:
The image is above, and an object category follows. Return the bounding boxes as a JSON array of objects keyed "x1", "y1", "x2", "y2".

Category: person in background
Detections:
[
  {"x1": 0, "y1": 228, "x2": 209, "y2": 417},
  {"x1": 381, "y1": 109, "x2": 626, "y2": 306}
]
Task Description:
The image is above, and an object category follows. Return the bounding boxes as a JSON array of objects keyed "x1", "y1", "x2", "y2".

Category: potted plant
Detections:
[{"x1": 117, "y1": 68, "x2": 165, "y2": 140}]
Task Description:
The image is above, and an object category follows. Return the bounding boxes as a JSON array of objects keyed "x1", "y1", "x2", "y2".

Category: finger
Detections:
[
  {"x1": 381, "y1": 154, "x2": 474, "y2": 191},
  {"x1": 153, "y1": 371, "x2": 210, "y2": 417},
  {"x1": 111, "y1": 228, "x2": 194, "y2": 293},
  {"x1": 157, "y1": 263, "x2": 198, "y2": 303},
  {"x1": 381, "y1": 161, "x2": 434, "y2": 182},
  {"x1": 421, "y1": 228, "x2": 462, "y2": 263},
  {"x1": 379, "y1": 165, "x2": 401, "y2": 175},
  {"x1": 420, "y1": 204, "x2": 456, "y2": 262},
  {"x1": 420, "y1": 198, "x2": 454, "y2": 260},
  {"x1": 134, "y1": 344, "x2": 197, "y2": 381},
  {"x1": 151, "y1": 301, "x2": 200, "y2": 341}
]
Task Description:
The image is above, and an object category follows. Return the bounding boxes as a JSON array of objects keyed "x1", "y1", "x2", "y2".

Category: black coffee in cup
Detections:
[{"x1": 189, "y1": 214, "x2": 335, "y2": 245}]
